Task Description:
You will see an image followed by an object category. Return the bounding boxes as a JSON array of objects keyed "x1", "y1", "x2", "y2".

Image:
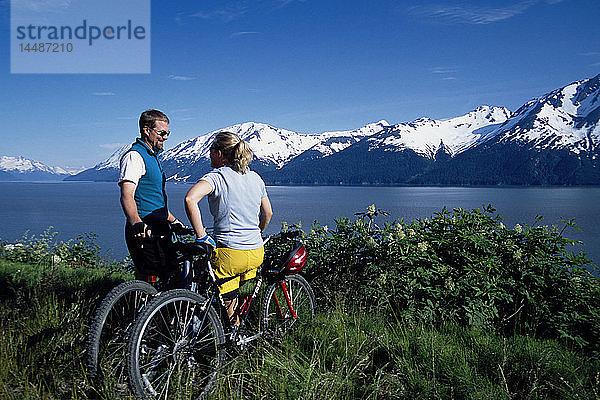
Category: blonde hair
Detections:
[{"x1": 211, "y1": 132, "x2": 253, "y2": 173}]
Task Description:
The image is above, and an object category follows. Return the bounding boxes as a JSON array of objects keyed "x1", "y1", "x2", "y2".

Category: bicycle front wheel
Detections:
[
  {"x1": 262, "y1": 274, "x2": 315, "y2": 337},
  {"x1": 127, "y1": 289, "x2": 225, "y2": 400},
  {"x1": 86, "y1": 280, "x2": 157, "y2": 392}
]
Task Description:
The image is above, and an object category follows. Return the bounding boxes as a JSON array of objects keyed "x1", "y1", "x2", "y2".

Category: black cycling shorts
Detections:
[{"x1": 125, "y1": 220, "x2": 178, "y2": 277}]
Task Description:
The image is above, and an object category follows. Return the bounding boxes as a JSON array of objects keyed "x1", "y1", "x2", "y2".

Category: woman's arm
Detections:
[
  {"x1": 259, "y1": 196, "x2": 273, "y2": 232},
  {"x1": 184, "y1": 180, "x2": 214, "y2": 238}
]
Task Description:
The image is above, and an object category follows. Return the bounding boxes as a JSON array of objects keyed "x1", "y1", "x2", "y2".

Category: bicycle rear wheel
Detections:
[
  {"x1": 127, "y1": 289, "x2": 225, "y2": 400},
  {"x1": 261, "y1": 275, "x2": 315, "y2": 337},
  {"x1": 86, "y1": 280, "x2": 157, "y2": 392}
]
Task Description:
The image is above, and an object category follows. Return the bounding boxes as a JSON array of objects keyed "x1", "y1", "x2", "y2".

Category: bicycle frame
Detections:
[
  {"x1": 186, "y1": 254, "x2": 304, "y2": 349},
  {"x1": 167, "y1": 230, "x2": 308, "y2": 347},
  {"x1": 200, "y1": 258, "x2": 266, "y2": 346}
]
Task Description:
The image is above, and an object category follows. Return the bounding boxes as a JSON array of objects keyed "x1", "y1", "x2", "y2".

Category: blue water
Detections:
[{"x1": 1, "y1": 182, "x2": 599, "y2": 266}]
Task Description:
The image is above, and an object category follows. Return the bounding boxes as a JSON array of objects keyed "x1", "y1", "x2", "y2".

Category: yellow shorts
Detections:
[{"x1": 212, "y1": 246, "x2": 264, "y2": 294}]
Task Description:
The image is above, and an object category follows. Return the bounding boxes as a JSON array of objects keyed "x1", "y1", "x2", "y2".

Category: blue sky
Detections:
[{"x1": 1, "y1": 0, "x2": 599, "y2": 169}]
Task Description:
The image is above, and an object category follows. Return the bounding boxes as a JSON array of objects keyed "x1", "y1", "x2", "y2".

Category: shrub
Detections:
[
  {"x1": 0, "y1": 227, "x2": 129, "y2": 272},
  {"x1": 281, "y1": 204, "x2": 600, "y2": 354}
]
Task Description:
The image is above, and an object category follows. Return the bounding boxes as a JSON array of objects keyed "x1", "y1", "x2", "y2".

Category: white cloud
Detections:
[
  {"x1": 187, "y1": 0, "x2": 302, "y2": 23},
  {"x1": 190, "y1": 2, "x2": 247, "y2": 23},
  {"x1": 231, "y1": 31, "x2": 260, "y2": 38},
  {"x1": 92, "y1": 92, "x2": 115, "y2": 96},
  {"x1": 431, "y1": 67, "x2": 456, "y2": 74},
  {"x1": 430, "y1": 67, "x2": 457, "y2": 80},
  {"x1": 409, "y1": 1, "x2": 538, "y2": 25},
  {"x1": 273, "y1": 0, "x2": 307, "y2": 9},
  {"x1": 168, "y1": 75, "x2": 197, "y2": 81}
]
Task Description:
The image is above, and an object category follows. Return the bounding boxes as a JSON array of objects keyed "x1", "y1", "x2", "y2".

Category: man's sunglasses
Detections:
[{"x1": 151, "y1": 128, "x2": 171, "y2": 137}]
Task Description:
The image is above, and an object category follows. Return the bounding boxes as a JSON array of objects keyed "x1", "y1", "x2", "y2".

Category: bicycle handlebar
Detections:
[{"x1": 171, "y1": 225, "x2": 195, "y2": 236}]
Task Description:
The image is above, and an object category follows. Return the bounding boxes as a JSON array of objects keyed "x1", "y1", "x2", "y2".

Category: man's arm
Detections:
[{"x1": 120, "y1": 181, "x2": 149, "y2": 237}]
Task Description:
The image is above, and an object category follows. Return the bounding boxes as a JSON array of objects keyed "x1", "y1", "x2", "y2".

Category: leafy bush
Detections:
[
  {"x1": 0, "y1": 228, "x2": 59, "y2": 265},
  {"x1": 288, "y1": 204, "x2": 600, "y2": 354},
  {"x1": 0, "y1": 227, "x2": 126, "y2": 270}
]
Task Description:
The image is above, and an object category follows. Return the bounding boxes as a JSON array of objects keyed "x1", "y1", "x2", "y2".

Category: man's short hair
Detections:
[{"x1": 139, "y1": 109, "x2": 169, "y2": 134}]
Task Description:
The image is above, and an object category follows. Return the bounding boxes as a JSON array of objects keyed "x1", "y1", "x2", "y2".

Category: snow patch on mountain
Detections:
[
  {"x1": 368, "y1": 106, "x2": 511, "y2": 158},
  {"x1": 494, "y1": 75, "x2": 600, "y2": 154},
  {"x1": 306, "y1": 120, "x2": 389, "y2": 157},
  {"x1": 92, "y1": 144, "x2": 132, "y2": 170},
  {"x1": 162, "y1": 120, "x2": 390, "y2": 169},
  {"x1": 0, "y1": 156, "x2": 71, "y2": 175}
]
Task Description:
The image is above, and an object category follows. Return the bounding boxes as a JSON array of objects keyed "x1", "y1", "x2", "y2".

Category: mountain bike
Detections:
[
  {"x1": 86, "y1": 226, "x2": 197, "y2": 395},
  {"x1": 125, "y1": 231, "x2": 315, "y2": 399}
]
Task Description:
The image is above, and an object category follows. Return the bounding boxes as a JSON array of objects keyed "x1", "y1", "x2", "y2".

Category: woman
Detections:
[{"x1": 185, "y1": 131, "x2": 273, "y2": 328}]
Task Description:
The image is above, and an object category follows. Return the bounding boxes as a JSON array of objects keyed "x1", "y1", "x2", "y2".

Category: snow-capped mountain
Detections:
[
  {"x1": 159, "y1": 120, "x2": 390, "y2": 181},
  {"x1": 491, "y1": 75, "x2": 599, "y2": 153},
  {"x1": 95, "y1": 144, "x2": 133, "y2": 170},
  {"x1": 264, "y1": 106, "x2": 511, "y2": 185},
  {"x1": 365, "y1": 105, "x2": 511, "y2": 158},
  {"x1": 162, "y1": 120, "x2": 390, "y2": 167},
  {"x1": 0, "y1": 156, "x2": 72, "y2": 181},
  {"x1": 68, "y1": 73, "x2": 600, "y2": 185},
  {"x1": 68, "y1": 121, "x2": 391, "y2": 182},
  {"x1": 412, "y1": 74, "x2": 600, "y2": 185},
  {"x1": 64, "y1": 144, "x2": 132, "y2": 181}
]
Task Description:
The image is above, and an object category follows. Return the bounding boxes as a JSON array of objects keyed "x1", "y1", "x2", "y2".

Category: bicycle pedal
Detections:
[{"x1": 235, "y1": 332, "x2": 262, "y2": 347}]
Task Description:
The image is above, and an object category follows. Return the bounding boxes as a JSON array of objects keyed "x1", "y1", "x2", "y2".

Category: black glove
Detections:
[
  {"x1": 132, "y1": 222, "x2": 147, "y2": 237},
  {"x1": 170, "y1": 219, "x2": 191, "y2": 235}
]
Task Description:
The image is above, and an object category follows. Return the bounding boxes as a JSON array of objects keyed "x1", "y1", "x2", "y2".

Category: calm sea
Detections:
[{"x1": 1, "y1": 182, "x2": 599, "y2": 266}]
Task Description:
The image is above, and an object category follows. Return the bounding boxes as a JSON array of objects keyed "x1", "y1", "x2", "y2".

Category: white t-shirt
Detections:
[
  {"x1": 200, "y1": 166, "x2": 267, "y2": 250},
  {"x1": 118, "y1": 151, "x2": 146, "y2": 185}
]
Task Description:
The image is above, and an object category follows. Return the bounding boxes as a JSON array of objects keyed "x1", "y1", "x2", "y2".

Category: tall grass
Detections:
[
  {"x1": 0, "y1": 259, "x2": 131, "y2": 399},
  {"x1": 214, "y1": 307, "x2": 599, "y2": 399},
  {"x1": 0, "y1": 259, "x2": 598, "y2": 399}
]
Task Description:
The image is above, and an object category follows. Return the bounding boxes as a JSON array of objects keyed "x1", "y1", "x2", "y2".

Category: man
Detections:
[{"x1": 119, "y1": 109, "x2": 183, "y2": 280}]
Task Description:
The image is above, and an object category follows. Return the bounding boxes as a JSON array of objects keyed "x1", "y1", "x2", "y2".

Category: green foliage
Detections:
[
  {"x1": 1, "y1": 223, "x2": 599, "y2": 399},
  {"x1": 1, "y1": 227, "x2": 129, "y2": 271},
  {"x1": 302, "y1": 204, "x2": 600, "y2": 354},
  {"x1": 1, "y1": 212, "x2": 599, "y2": 398},
  {"x1": 1, "y1": 227, "x2": 59, "y2": 265}
]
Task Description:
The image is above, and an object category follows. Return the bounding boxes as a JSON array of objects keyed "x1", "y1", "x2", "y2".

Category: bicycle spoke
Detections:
[
  {"x1": 128, "y1": 290, "x2": 224, "y2": 399},
  {"x1": 262, "y1": 275, "x2": 315, "y2": 337}
]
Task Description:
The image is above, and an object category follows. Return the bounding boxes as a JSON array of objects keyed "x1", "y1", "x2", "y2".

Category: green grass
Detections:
[
  {"x1": 215, "y1": 310, "x2": 600, "y2": 399},
  {"x1": 0, "y1": 259, "x2": 131, "y2": 399},
  {"x1": 1, "y1": 260, "x2": 598, "y2": 399}
]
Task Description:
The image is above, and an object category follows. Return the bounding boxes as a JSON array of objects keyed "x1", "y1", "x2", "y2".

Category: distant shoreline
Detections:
[{"x1": 4, "y1": 179, "x2": 600, "y2": 189}]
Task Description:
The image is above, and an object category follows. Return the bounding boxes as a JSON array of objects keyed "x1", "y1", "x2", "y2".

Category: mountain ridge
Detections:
[
  {"x1": 66, "y1": 73, "x2": 600, "y2": 185},
  {"x1": 0, "y1": 156, "x2": 73, "y2": 181}
]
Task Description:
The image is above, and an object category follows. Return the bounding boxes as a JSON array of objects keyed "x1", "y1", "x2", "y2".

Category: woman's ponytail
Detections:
[
  {"x1": 211, "y1": 132, "x2": 254, "y2": 174},
  {"x1": 232, "y1": 139, "x2": 253, "y2": 173}
]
